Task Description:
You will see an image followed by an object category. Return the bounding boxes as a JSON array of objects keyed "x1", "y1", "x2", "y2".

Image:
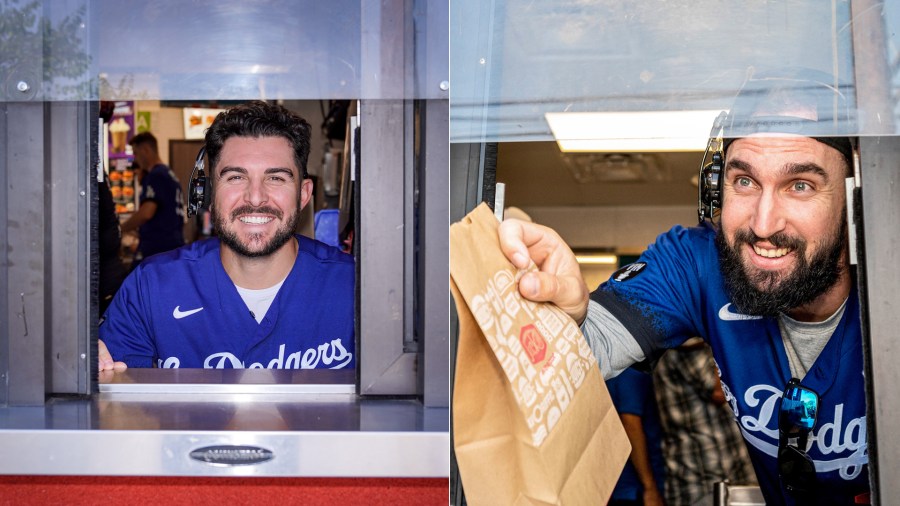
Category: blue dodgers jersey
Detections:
[
  {"x1": 100, "y1": 235, "x2": 355, "y2": 369},
  {"x1": 592, "y1": 224, "x2": 868, "y2": 505}
]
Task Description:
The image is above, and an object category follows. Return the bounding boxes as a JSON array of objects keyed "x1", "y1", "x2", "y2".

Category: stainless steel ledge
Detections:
[
  {"x1": 0, "y1": 428, "x2": 449, "y2": 477},
  {"x1": 99, "y1": 368, "x2": 356, "y2": 395},
  {"x1": 100, "y1": 383, "x2": 357, "y2": 395},
  {"x1": 0, "y1": 369, "x2": 449, "y2": 477}
]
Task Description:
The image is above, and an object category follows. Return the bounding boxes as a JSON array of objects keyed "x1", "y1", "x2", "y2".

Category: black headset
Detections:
[
  {"x1": 698, "y1": 111, "x2": 728, "y2": 223},
  {"x1": 187, "y1": 146, "x2": 209, "y2": 217}
]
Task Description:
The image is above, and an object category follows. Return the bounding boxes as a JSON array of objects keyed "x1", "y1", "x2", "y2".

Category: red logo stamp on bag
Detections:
[{"x1": 519, "y1": 324, "x2": 547, "y2": 364}]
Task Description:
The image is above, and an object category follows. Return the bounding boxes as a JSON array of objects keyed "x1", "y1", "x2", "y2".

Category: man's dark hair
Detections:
[
  {"x1": 204, "y1": 101, "x2": 312, "y2": 178},
  {"x1": 129, "y1": 132, "x2": 159, "y2": 153}
]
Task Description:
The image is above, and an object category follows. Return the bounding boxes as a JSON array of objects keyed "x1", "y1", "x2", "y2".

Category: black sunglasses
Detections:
[{"x1": 778, "y1": 378, "x2": 820, "y2": 500}]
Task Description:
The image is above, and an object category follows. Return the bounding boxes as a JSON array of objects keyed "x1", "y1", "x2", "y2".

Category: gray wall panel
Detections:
[
  {"x1": 858, "y1": 136, "x2": 900, "y2": 504},
  {"x1": 6, "y1": 103, "x2": 47, "y2": 406}
]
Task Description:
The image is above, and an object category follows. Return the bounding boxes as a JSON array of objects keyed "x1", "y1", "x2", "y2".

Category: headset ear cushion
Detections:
[
  {"x1": 698, "y1": 151, "x2": 724, "y2": 221},
  {"x1": 202, "y1": 175, "x2": 211, "y2": 209},
  {"x1": 187, "y1": 173, "x2": 204, "y2": 217},
  {"x1": 187, "y1": 147, "x2": 210, "y2": 217}
]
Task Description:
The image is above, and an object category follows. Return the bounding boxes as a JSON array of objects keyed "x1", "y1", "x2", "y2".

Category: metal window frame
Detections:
[
  {"x1": 0, "y1": 0, "x2": 450, "y2": 480},
  {"x1": 0, "y1": 0, "x2": 449, "y2": 407},
  {"x1": 356, "y1": 0, "x2": 449, "y2": 404},
  {"x1": 1, "y1": 101, "x2": 94, "y2": 405},
  {"x1": 855, "y1": 137, "x2": 900, "y2": 504},
  {"x1": 850, "y1": 2, "x2": 895, "y2": 500}
]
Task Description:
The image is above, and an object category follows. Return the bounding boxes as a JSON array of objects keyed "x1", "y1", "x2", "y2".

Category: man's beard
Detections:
[
  {"x1": 715, "y1": 215, "x2": 847, "y2": 317},
  {"x1": 213, "y1": 204, "x2": 299, "y2": 258}
]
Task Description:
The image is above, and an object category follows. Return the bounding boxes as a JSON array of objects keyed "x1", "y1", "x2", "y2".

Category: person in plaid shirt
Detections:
[{"x1": 653, "y1": 338, "x2": 756, "y2": 505}]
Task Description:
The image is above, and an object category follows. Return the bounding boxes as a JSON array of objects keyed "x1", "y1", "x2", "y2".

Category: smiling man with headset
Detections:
[
  {"x1": 99, "y1": 101, "x2": 354, "y2": 371},
  {"x1": 498, "y1": 68, "x2": 868, "y2": 505}
]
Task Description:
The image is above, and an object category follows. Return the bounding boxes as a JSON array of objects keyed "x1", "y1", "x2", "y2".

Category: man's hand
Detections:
[
  {"x1": 98, "y1": 339, "x2": 127, "y2": 372},
  {"x1": 642, "y1": 486, "x2": 665, "y2": 506},
  {"x1": 497, "y1": 219, "x2": 590, "y2": 324}
]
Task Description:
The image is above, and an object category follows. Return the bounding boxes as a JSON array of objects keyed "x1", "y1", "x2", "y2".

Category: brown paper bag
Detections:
[{"x1": 451, "y1": 203, "x2": 631, "y2": 506}]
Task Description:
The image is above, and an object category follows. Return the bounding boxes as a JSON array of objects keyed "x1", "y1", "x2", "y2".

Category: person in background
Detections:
[
  {"x1": 121, "y1": 132, "x2": 185, "y2": 264},
  {"x1": 99, "y1": 101, "x2": 354, "y2": 371},
  {"x1": 653, "y1": 338, "x2": 757, "y2": 506},
  {"x1": 607, "y1": 367, "x2": 666, "y2": 506}
]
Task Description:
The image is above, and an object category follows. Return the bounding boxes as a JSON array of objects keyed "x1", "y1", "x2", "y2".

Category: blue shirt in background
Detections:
[{"x1": 607, "y1": 367, "x2": 666, "y2": 502}]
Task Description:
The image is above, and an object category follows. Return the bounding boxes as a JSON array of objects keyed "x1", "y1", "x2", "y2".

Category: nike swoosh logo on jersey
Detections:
[
  {"x1": 173, "y1": 306, "x2": 204, "y2": 319},
  {"x1": 718, "y1": 303, "x2": 762, "y2": 321}
]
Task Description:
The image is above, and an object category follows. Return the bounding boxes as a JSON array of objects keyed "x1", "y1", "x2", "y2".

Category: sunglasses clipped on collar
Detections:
[{"x1": 778, "y1": 378, "x2": 820, "y2": 501}]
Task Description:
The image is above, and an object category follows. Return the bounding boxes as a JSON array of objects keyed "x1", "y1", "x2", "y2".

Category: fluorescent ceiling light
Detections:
[
  {"x1": 574, "y1": 253, "x2": 618, "y2": 265},
  {"x1": 546, "y1": 110, "x2": 723, "y2": 152}
]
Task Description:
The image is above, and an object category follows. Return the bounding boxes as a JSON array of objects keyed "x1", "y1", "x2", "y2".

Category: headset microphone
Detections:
[{"x1": 187, "y1": 146, "x2": 210, "y2": 217}]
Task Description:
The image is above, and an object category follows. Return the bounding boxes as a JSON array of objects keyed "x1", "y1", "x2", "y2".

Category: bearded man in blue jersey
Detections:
[
  {"x1": 99, "y1": 101, "x2": 354, "y2": 371},
  {"x1": 498, "y1": 69, "x2": 869, "y2": 505}
]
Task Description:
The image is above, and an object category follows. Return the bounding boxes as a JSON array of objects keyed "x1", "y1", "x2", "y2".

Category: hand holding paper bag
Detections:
[
  {"x1": 497, "y1": 216, "x2": 591, "y2": 325},
  {"x1": 451, "y1": 203, "x2": 630, "y2": 505}
]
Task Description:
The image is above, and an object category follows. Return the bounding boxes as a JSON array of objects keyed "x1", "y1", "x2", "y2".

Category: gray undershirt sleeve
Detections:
[{"x1": 580, "y1": 299, "x2": 647, "y2": 380}]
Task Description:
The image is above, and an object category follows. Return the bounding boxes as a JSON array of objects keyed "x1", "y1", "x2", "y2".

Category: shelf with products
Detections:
[
  {"x1": 105, "y1": 101, "x2": 137, "y2": 215},
  {"x1": 108, "y1": 157, "x2": 138, "y2": 215}
]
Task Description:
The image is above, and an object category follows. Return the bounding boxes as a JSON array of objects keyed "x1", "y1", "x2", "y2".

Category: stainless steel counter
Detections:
[{"x1": 0, "y1": 369, "x2": 449, "y2": 477}]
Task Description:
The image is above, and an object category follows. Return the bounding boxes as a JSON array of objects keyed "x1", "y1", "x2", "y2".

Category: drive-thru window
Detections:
[
  {"x1": 451, "y1": 1, "x2": 900, "y2": 503},
  {"x1": 0, "y1": 0, "x2": 448, "y2": 496}
]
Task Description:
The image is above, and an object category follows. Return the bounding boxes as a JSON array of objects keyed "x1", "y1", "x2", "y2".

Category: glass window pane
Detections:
[
  {"x1": 2, "y1": 0, "x2": 447, "y2": 102},
  {"x1": 451, "y1": 0, "x2": 900, "y2": 142}
]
